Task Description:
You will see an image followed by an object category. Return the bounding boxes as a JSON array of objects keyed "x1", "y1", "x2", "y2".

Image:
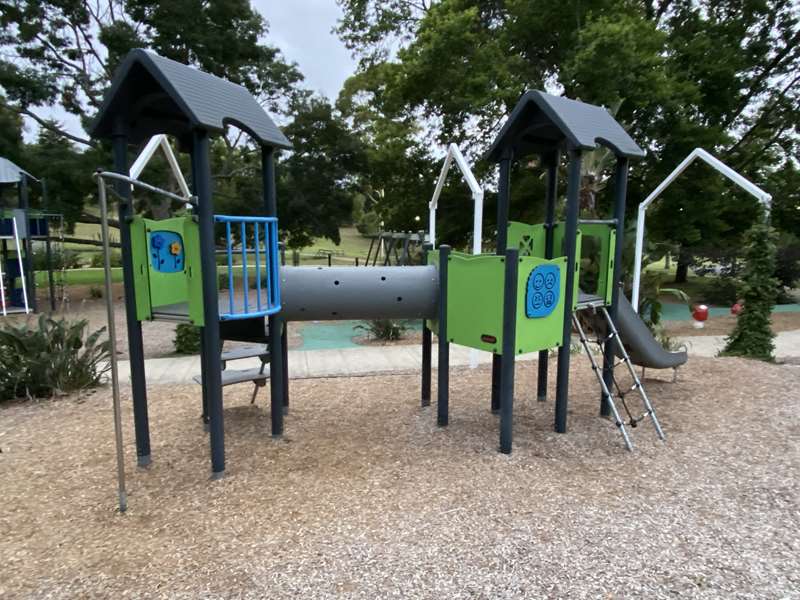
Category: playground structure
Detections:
[
  {"x1": 0, "y1": 158, "x2": 64, "y2": 315},
  {"x1": 92, "y1": 51, "x2": 688, "y2": 510}
]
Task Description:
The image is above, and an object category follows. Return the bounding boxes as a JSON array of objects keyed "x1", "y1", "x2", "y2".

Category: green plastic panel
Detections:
[
  {"x1": 129, "y1": 215, "x2": 205, "y2": 326},
  {"x1": 130, "y1": 216, "x2": 152, "y2": 321},
  {"x1": 433, "y1": 251, "x2": 566, "y2": 355},
  {"x1": 506, "y1": 221, "x2": 547, "y2": 258},
  {"x1": 576, "y1": 223, "x2": 617, "y2": 305},
  {"x1": 551, "y1": 224, "x2": 582, "y2": 311}
]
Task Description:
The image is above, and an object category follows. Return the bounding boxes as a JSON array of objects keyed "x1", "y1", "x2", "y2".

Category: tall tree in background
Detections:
[
  {"x1": 336, "y1": 0, "x2": 800, "y2": 268},
  {"x1": 0, "y1": 0, "x2": 304, "y2": 145}
]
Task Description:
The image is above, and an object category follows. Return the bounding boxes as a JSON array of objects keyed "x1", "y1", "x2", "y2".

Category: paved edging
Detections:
[{"x1": 115, "y1": 329, "x2": 800, "y2": 385}]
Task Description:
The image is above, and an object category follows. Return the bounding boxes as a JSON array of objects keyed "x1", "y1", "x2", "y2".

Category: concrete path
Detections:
[{"x1": 116, "y1": 329, "x2": 800, "y2": 385}]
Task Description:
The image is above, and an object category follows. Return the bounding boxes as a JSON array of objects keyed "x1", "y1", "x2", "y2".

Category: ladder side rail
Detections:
[
  {"x1": 600, "y1": 307, "x2": 666, "y2": 440},
  {"x1": 573, "y1": 314, "x2": 633, "y2": 451}
]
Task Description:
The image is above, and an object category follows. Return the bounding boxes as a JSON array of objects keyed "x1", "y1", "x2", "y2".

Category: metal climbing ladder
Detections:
[{"x1": 573, "y1": 305, "x2": 665, "y2": 450}]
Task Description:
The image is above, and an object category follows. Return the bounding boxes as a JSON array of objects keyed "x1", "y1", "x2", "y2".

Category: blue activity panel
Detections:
[
  {"x1": 149, "y1": 230, "x2": 185, "y2": 273},
  {"x1": 525, "y1": 264, "x2": 560, "y2": 318}
]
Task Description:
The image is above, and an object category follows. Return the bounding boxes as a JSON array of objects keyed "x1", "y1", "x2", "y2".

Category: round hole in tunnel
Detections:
[
  {"x1": 380, "y1": 276, "x2": 386, "y2": 281},
  {"x1": 334, "y1": 280, "x2": 340, "y2": 285},
  {"x1": 397, "y1": 296, "x2": 402, "y2": 302},
  {"x1": 331, "y1": 311, "x2": 338, "y2": 316}
]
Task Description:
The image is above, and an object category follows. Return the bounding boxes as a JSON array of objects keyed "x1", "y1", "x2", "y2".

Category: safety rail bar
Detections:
[{"x1": 215, "y1": 215, "x2": 281, "y2": 321}]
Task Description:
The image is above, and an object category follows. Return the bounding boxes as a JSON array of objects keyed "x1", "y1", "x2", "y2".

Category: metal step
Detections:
[
  {"x1": 193, "y1": 367, "x2": 269, "y2": 387},
  {"x1": 221, "y1": 345, "x2": 270, "y2": 367}
]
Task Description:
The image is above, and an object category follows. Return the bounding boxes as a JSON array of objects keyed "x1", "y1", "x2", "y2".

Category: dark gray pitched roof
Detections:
[
  {"x1": 90, "y1": 49, "x2": 291, "y2": 149},
  {"x1": 0, "y1": 157, "x2": 36, "y2": 184},
  {"x1": 485, "y1": 91, "x2": 644, "y2": 162}
]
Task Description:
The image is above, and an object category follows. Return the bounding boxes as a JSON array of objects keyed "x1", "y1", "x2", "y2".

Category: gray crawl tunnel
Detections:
[{"x1": 279, "y1": 266, "x2": 439, "y2": 321}]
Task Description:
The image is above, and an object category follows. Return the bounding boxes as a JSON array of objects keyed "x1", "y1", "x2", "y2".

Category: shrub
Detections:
[
  {"x1": 89, "y1": 285, "x2": 103, "y2": 299},
  {"x1": 174, "y1": 323, "x2": 201, "y2": 354},
  {"x1": 354, "y1": 319, "x2": 407, "y2": 341},
  {"x1": 774, "y1": 233, "x2": 800, "y2": 302},
  {"x1": 31, "y1": 246, "x2": 80, "y2": 271},
  {"x1": 89, "y1": 251, "x2": 123, "y2": 268},
  {"x1": 356, "y1": 211, "x2": 380, "y2": 236},
  {"x1": 0, "y1": 316, "x2": 110, "y2": 400},
  {"x1": 722, "y1": 223, "x2": 778, "y2": 361}
]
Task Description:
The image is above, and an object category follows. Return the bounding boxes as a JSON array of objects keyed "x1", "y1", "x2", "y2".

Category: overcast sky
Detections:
[{"x1": 25, "y1": 0, "x2": 356, "y2": 142}]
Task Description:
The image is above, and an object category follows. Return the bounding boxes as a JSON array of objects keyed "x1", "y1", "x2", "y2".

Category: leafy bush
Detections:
[
  {"x1": 354, "y1": 319, "x2": 407, "y2": 341},
  {"x1": 89, "y1": 285, "x2": 103, "y2": 299},
  {"x1": 0, "y1": 316, "x2": 110, "y2": 400},
  {"x1": 701, "y1": 276, "x2": 739, "y2": 305},
  {"x1": 637, "y1": 271, "x2": 690, "y2": 330},
  {"x1": 722, "y1": 224, "x2": 778, "y2": 361},
  {"x1": 356, "y1": 211, "x2": 381, "y2": 236},
  {"x1": 89, "y1": 251, "x2": 123, "y2": 268},
  {"x1": 174, "y1": 323, "x2": 201, "y2": 354},
  {"x1": 31, "y1": 246, "x2": 80, "y2": 271}
]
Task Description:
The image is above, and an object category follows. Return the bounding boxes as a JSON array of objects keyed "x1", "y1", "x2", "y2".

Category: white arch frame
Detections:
[
  {"x1": 130, "y1": 134, "x2": 191, "y2": 199},
  {"x1": 632, "y1": 148, "x2": 772, "y2": 311},
  {"x1": 429, "y1": 143, "x2": 484, "y2": 254}
]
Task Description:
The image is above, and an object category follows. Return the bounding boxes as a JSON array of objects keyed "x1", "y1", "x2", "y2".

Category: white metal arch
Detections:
[
  {"x1": 428, "y1": 143, "x2": 484, "y2": 254},
  {"x1": 632, "y1": 148, "x2": 772, "y2": 311}
]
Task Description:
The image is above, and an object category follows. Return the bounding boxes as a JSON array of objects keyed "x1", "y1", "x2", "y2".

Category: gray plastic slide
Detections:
[{"x1": 613, "y1": 295, "x2": 688, "y2": 369}]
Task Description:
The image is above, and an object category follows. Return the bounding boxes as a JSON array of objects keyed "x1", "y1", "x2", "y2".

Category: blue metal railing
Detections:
[{"x1": 214, "y1": 215, "x2": 281, "y2": 320}]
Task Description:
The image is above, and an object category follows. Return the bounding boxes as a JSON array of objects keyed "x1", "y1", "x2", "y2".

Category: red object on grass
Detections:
[{"x1": 692, "y1": 304, "x2": 709, "y2": 322}]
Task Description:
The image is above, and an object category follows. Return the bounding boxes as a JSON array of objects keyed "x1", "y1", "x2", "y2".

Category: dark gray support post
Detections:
[
  {"x1": 554, "y1": 148, "x2": 582, "y2": 434},
  {"x1": 499, "y1": 248, "x2": 520, "y2": 454},
  {"x1": 262, "y1": 146, "x2": 284, "y2": 437},
  {"x1": 112, "y1": 120, "x2": 151, "y2": 466},
  {"x1": 421, "y1": 242, "x2": 433, "y2": 407},
  {"x1": 437, "y1": 245, "x2": 450, "y2": 426},
  {"x1": 492, "y1": 150, "x2": 513, "y2": 413},
  {"x1": 18, "y1": 175, "x2": 36, "y2": 312},
  {"x1": 282, "y1": 323, "x2": 289, "y2": 414},
  {"x1": 537, "y1": 151, "x2": 559, "y2": 402},
  {"x1": 601, "y1": 157, "x2": 629, "y2": 416},
  {"x1": 189, "y1": 148, "x2": 210, "y2": 430},
  {"x1": 194, "y1": 129, "x2": 226, "y2": 476},
  {"x1": 42, "y1": 179, "x2": 56, "y2": 312}
]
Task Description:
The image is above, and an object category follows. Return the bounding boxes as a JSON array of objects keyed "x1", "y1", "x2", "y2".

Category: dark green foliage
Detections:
[
  {"x1": 354, "y1": 319, "x2": 407, "y2": 341},
  {"x1": 89, "y1": 251, "x2": 122, "y2": 268},
  {"x1": 174, "y1": 323, "x2": 201, "y2": 354},
  {"x1": 0, "y1": 316, "x2": 110, "y2": 400},
  {"x1": 774, "y1": 233, "x2": 800, "y2": 302},
  {"x1": 31, "y1": 246, "x2": 80, "y2": 271},
  {"x1": 722, "y1": 224, "x2": 779, "y2": 361}
]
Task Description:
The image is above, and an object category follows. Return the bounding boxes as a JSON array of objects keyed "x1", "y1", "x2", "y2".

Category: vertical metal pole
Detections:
[
  {"x1": 421, "y1": 242, "x2": 433, "y2": 407},
  {"x1": 554, "y1": 148, "x2": 582, "y2": 434},
  {"x1": 97, "y1": 175, "x2": 128, "y2": 513},
  {"x1": 189, "y1": 148, "x2": 210, "y2": 430},
  {"x1": 112, "y1": 121, "x2": 151, "y2": 466},
  {"x1": 437, "y1": 245, "x2": 450, "y2": 426},
  {"x1": 263, "y1": 145, "x2": 284, "y2": 437},
  {"x1": 492, "y1": 151, "x2": 513, "y2": 413},
  {"x1": 18, "y1": 175, "x2": 36, "y2": 312},
  {"x1": 537, "y1": 151, "x2": 559, "y2": 401},
  {"x1": 43, "y1": 179, "x2": 56, "y2": 312},
  {"x1": 499, "y1": 248, "x2": 519, "y2": 454},
  {"x1": 601, "y1": 158, "x2": 629, "y2": 416},
  {"x1": 194, "y1": 129, "x2": 226, "y2": 476}
]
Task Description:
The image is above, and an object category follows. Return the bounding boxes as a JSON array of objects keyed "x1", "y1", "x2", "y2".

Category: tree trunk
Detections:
[{"x1": 675, "y1": 248, "x2": 692, "y2": 283}]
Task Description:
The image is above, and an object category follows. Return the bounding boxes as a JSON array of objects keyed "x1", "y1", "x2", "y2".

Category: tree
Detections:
[
  {"x1": 336, "y1": 0, "x2": 800, "y2": 267},
  {"x1": 0, "y1": 0, "x2": 304, "y2": 145},
  {"x1": 721, "y1": 223, "x2": 778, "y2": 361}
]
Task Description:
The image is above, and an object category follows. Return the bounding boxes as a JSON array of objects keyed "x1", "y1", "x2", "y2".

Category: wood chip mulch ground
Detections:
[{"x1": 1, "y1": 357, "x2": 798, "y2": 598}]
